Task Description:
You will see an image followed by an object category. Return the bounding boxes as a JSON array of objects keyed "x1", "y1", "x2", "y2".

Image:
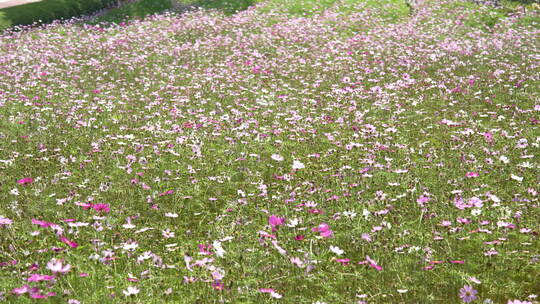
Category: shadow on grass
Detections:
[
  {"x1": 0, "y1": 11, "x2": 12, "y2": 29},
  {"x1": 90, "y1": 0, "x2": 172, "y2": 24},
  {"x1": 0, "y1": 0, "x2": 115, "y2": 30},
  {"x1": 90, "y1": 0, "x2": 258, "y2": 25}
]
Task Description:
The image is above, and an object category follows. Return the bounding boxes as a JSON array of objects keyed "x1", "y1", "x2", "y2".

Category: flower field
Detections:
[{"x1": 0, "y1": 0, "x2": 539, "y2": 302}]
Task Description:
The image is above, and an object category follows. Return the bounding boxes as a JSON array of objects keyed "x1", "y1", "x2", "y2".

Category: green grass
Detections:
[
  {"x1": 0, "y1": 0, "x2": 115, "y2": 30},
  {"x1": 91, "y1": 0, "x2": 173, "y2": 24},
  {"x1": 0, "y1": 0, "x2": 539, "y2": 303}
]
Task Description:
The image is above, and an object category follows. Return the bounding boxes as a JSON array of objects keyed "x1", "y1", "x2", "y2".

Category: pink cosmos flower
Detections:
[
  {"x1": 158, "y1": 190, "x2": 174, "y2": 196},
  {"x1": 47, "y1": 258, "x2": 71, "y2": 273},
  {"x1": 29, "y1": 292, "x2": 47, "y2": 299},
  {"x1": 454, "y1": 197, "x2": 469, "y2": 210},
  {"x1": 27, "y1": 274, "x2": 55, "y2": 282},
  {"x1": 482, "y1": 132, "x2": 493, "y2": 144},
  {"x1": 469, "y1": 197, "x2": 483, "y2": 208},
  {"x1": 0, "y1": 260, "x2": 17, "y2": 267},
  {"x1": 508, "y1": 300, "x2": 532, "y2": 304},
  {"x1": 212, "y1": 280, "x2": 224, "y2": 291},
  {"x1": 335, "y1": 258, "x2": 350, "y2": 265},
  {"x1": 31, "y1": 218, "x2": 53, "y2": 228},
  {"x1": 260, "y1": 288, "x2": 283, "y2": 299},
  {"x1": 92, "y1": 203, "x2": 110, "y2": 213},
  {"x1": 417, "y1": 195, "x2": 430, "y2": 206},
  {"x1": 361, "y1": 233, "x2": 372, "y2": 242},
  {"x1": 12, "y1": 285, "x2": 30, "y2": 295},
  {"x1": 465, "y1": 172, "x2": 479, "y2": 178},
  {"x1": 17, "y1": 178, "x2": 33, "y2": 185},
  {"x1": 440, "y1": 220, "x2": 452, "y2": 227},
  {"x1": 0, "y1": 217, "x2": 12, "y2": 226},
  {"x1": 59, "y1": 236, "x2": 78, "y2": 248},
  {"x1": 268, "y1": 215, "x2": 285, "y2": 232},
  {"x1": 365, "y1": 255, "x2": 383, "y2": 271},
  {"x1": 312, "y1": 223, "x2": 333, "y2": 238}
]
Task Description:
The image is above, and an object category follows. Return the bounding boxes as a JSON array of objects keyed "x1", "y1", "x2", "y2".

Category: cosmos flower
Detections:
[
  {"x1": 123, "y1": 286, "x2": 140, "y2": 296},
  {"x1": 312, "y1": 223, "x2": 333, "y2": 238},
  {"x1": 27, "y1": 274, "x2": 55, "y2": 282},
  {"x1": 260, "y1": 288, "x2": 282, "y2": 299},
  {"x1": 47, "y1": 258, "x2": 71, "y2": 274},
  {"x1": 292, "y1": 160, "x2": 305, "y2": 170},
  {"x1": 17, "y1": 178, "x2": 33, "y2": 185},
  {"x1": 507, "y1": 300, "x2": 532, "y2": 304},
  {"x1": 329, "y1": 245, "x2": 344, "y2": 255},
  {"x1": 459, "y1": 285, "x2": 478, "y2": 303},
  {"x1": 0, "y1": 217, "x2": 12, "y2": 226},
  {"x1": 268, "y1": 215, "x2": 285, "y2": 231},
  {"x1": 271, "y1": 154, "x2": 284, "y2": 161}
]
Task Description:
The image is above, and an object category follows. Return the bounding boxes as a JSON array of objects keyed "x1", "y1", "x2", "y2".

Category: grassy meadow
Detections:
[{"x1": 0, "y1": 0, "x2": 539, "y2": 303}]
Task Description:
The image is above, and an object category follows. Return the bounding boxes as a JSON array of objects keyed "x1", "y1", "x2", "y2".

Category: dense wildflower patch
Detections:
[{"x1": 0, "y1": 0, "x2": 539, "y2": 302}]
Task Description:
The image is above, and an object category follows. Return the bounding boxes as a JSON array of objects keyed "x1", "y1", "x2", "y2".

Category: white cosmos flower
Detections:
[
  {"x1": 271, "y1": 154, "x2": 284, "y2": 161},
  {"x1": 397, "y1": 289, "x2": 409, "y2": 294},
  {"x1": 122, "y1": 241, "x2": 139, "y2": 251},
  {"x1": 518, "y1": 162, "x2": 533, "y2": 168},
  {"x1": 212, "y1": 240, "x2": 226, "y2": 257},
  {"x1": 471, "y1": 209, "x2": 482, "y2": 216},
  {"x1": 489, "y1": 194, "x2": 501, "y2": 203},
  {"x1": 123, "y1": 286, "x2": 140, "y2": 296},
  {"x1": 329, "y1": 245, "x2": 344, "y2": 255},
  {"x1": 286, "y1": 218, "x2": 300, "y2": 227},
  {"x1": 162, "y1": 229, "x2": 175, "y2": 239},
  {"x1": 511, "y1": 174, "x2": 523, "y2": 182},
  {"x1": 292, "y1": 160, "x2": 305, "y2": 170}
]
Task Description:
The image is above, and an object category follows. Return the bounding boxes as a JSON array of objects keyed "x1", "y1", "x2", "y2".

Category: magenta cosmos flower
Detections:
[
  {"x1": 268, "y1": 215, "x2": 285, "y2": 232},
  {"x1": 17, "y1": 178, "x2": 33, "y2": 185}
]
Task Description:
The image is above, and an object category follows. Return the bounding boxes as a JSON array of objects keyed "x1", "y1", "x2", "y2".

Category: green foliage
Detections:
[
  {"x1": 92, "y1": 0, "x2": 172, "y2": 23},
  {"x1": 257, "y1": 0, "x2": 409, "y2": 20},
  {"x1": 190, "y1": 0, "x2": 260, "y2": 15},
  {"x1": 0, "y1": 0, "x2": 115, "y2": 30}
]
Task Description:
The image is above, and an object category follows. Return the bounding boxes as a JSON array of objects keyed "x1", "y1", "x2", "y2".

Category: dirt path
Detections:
[{"x1": 0, "y1": 0, "x2": 42, "y2": 9}]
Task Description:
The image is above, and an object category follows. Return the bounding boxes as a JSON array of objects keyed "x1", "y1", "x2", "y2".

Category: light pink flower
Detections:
[
  {"x1": 47, "y1": 258, "x2": 71, "y2": 273},
  {"x1": 28, "y1": 274, "x2": 55, "y2": 282},
  {"x1": 365, "y1": 255, "x2": 383, "y2": 271},
  {"x1": 0, "y1": 217, "x2": 12, "y2": 226},
  {"x1": 260, "y1": 288, "x2": 283, "y2": 299},
  {"x1": 12, "y1": 285, "x2": 30, "y2": 295},
  {"x1": 313, "y1": 223, "x2": 333, "y2": 238},
  {"x1": 271, "y1": 154, "x2": 284, "y2": 161},
  {"x1": 508, "y1": 300, "x2": 532, "y2": 304}
]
